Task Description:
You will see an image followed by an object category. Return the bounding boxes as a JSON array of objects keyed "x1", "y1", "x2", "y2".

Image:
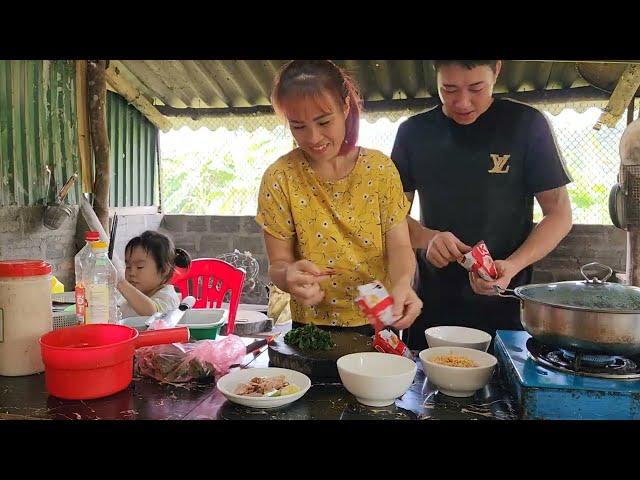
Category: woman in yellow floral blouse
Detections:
[{"x1": 256, "y1": 60, "x2": 422, "y2": 331}]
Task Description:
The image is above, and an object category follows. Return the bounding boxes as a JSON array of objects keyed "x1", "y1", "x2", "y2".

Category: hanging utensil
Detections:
[
  {"x1": 44, "y1": 165, "x2": 52, "y2": 205},
  {"x1": 56, "y1": 172, "x2": 77, "y2": 202},
  {"x1": 44, "y1": 165, "x2": 59, "y2": 205},
  {"x1": 42, "y1": 166, "x2": 73, "y2": 230}
]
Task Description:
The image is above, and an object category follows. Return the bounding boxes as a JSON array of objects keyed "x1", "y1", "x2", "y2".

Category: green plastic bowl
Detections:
[
  {"x1": 188, "y1": 324, "x2": 224, "y2": 340},
  {"x1": 178, "y1": 308, "x2": 228, "y2": 341}
]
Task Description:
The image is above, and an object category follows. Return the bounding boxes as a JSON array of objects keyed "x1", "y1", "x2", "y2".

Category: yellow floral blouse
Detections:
[{"x1": 255, "y1": 147, "x2": 410, "y2": 327}]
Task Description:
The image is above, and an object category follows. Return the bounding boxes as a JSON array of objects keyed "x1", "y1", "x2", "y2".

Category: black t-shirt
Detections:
[{"x1": 391, "y1": 98, "x2": 572, "y2": 349}]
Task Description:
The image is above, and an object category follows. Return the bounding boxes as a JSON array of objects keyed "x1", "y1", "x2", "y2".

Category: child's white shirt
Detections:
[{"x1": 118, "y1": 284, "x2": 180, "y2": 319}]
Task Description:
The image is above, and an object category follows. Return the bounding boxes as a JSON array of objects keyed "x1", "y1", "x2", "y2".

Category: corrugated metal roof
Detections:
[
  {"x1": 112, "y1": 60, "x2": 590, "y2": 111},
  {"x1": 106, "y1": 91, "x2": 157, "y2": 208},
  {"x1": 0, "y1": 60, "x2": 81, "y2": 206}
]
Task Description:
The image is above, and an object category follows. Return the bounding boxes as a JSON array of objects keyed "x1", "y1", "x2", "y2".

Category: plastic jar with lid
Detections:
[{"x1": 0, "y1": 260, "x2": 53, "y2": 376}]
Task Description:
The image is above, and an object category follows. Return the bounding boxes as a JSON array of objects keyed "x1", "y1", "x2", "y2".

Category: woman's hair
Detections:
[
  {"x1": 271, "y1": 60, "x2": 363, "y2": 155},
  {"x1": 124, "y1": 230, "x2": 191, "y2": 284}
]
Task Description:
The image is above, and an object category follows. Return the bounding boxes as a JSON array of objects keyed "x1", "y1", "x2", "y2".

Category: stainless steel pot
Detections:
[{"x1": 497, "y1": 263, "x2": 640, "y2": 356}]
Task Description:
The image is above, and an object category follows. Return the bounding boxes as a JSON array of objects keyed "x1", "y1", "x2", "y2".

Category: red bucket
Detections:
[{"x1": 40, "y1": 324, "x2": 189, "y2": 400}]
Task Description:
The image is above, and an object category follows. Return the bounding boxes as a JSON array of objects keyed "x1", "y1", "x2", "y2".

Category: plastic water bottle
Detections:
[
  {"x1": 83, "y1": 241, "x2": 118, "y2": 324},
  {"x1": 74, "y1": 231, "x2": 100, "y2": 324}
]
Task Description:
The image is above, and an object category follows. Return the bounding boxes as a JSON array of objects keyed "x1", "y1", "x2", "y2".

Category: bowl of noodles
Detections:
[{"x1": 419, "y1": 346, "x2": 497, "y2": 397}]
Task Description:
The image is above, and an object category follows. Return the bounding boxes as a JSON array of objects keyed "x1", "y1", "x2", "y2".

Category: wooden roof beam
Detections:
[
  {"x1": 105, "y1": 63, "x2": 173, "y2": 132},
  {"x1": 594, "y1": 63, "x2": 640, "y2": 130}
]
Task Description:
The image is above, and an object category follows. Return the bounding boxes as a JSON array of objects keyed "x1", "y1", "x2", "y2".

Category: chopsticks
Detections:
[{"x1": 108, "y1": 214, "x2": 118, "y2": 260}]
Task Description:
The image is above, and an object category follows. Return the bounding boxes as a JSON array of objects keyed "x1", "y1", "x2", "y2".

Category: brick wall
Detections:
[
  {"x1": 159, "y1": 217, "x2": 630, "y2": 287},
  {"x1": 0, "y1": 207, "x2": 630, "y2": 298},
  {"x1": 532, "y1": 224, "x2": 627, "y2": 282},
  {"x1": 159, "y1": 215, "x2": 268, "y2": 281},
  {"x1": 108, "y1": 214, "x2": 163, "y2": 262},
  {"x1": 0, "y1": 206, "x2": 79, "y2": 289}
]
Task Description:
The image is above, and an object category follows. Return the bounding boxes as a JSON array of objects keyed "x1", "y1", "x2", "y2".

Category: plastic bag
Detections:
[
  {"x1": 267, "y1": 284, "x2": 292, "y2": 325},
  {"x1": 134, "y1": 335, "x2": 247, "y2": 383}
]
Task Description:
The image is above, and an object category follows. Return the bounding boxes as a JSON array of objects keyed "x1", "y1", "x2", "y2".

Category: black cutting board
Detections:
[{"x1": 268, "y1": 330, "x2": 375, "y2": 380}]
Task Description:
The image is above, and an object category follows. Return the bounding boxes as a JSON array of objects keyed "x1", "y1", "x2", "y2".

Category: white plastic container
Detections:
[
  {"x1": 177, "y1": 308, "x2": 228, "y2": 340},
  {"x1": 0, "y1": 260, "x2": 53, "y2": 376},
  {"x1": 179, "y1": 308, "x2": 228, "y2": 327}
]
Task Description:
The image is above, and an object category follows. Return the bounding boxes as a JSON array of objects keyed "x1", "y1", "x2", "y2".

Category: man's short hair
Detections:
[{"x1": 433, "y1": 60, "x2": 499, "y2": 73}]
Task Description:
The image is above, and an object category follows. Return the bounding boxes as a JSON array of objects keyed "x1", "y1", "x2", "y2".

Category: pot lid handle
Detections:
[{"x1": 580, "y1": 262, "x2": 613, "y2": 284}]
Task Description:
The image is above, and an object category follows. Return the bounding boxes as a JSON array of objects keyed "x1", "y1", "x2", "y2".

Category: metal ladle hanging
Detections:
[{"x1": 43, "y1": 167, "x2": 76, "y2": 230}]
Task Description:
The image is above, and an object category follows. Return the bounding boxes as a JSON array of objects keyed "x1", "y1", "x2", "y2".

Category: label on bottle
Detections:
[
  {"x1": 75, "y1": 284, "x2": 86, "y2": 323},
  {"x1": 0, "y1": 308, "x2": 3, "y2": 342},
  {"x1": 86, "y1": 284, "x2": 109, "y2": 324}
]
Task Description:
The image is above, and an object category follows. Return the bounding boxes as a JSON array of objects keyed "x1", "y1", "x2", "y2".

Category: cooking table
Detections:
[{"x1": 0, "y1": 333, "x2": 516, "y2": 420}]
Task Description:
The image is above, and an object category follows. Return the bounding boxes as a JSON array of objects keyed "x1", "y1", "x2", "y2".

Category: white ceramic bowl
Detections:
[
  {"x1": 419, "y1": 346, "x2": 497, "y2": 398},
  {"x1": 337, "y1": 352, "x2": 417, "y2": 407},
  {"x1": 425, "y1": 326, "x2": 492, "y2": 351},
  {"x1": 216, "y1": 367, "x2": 311, "y2": 409}
]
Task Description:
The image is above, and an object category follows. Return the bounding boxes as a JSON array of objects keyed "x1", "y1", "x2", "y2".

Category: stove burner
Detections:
[
  {"x1": 526, "y1": 337, "x2": 640, "y2": 379},
  {"x1": 559, "y1": 349, "x2": 617, "y2": 367}
]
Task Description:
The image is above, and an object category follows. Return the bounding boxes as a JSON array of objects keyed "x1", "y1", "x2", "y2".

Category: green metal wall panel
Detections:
[
  {"x1": 0, "y1": 60, "x2": 80, "y2": 206},
  {"x1": 106, "y1": 91, "x2": 157, "y2": 207}
]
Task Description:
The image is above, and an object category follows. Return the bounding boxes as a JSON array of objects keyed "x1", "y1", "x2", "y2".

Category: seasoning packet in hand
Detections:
[{"x1": 355, "y1": 280, "x2": 396, "y2": 331}]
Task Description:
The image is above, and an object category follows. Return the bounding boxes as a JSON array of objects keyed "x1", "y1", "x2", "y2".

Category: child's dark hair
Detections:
[
  {"x1": 271, "y1": 60, "x2": 363, "y2": 155},
  {"x1": 124, "y1": 230, "x2": 191, "y2": 284}
]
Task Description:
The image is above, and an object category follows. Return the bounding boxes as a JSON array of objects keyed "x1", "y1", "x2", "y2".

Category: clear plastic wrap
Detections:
[{"x1": 134, "y1": 335, "x2": 247, "y2": 383}]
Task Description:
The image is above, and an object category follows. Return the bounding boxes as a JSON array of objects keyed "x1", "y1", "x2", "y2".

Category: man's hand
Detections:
[
  {"x1": 469, "y1": 259, "x2": 519, "y2": 296},
  {"x1": 426, "y1": 232, "x2": 472, "y2": 268}
]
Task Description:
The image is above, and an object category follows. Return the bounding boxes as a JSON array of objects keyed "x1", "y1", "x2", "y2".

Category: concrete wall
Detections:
[
  {"x1": 158, "y1": 215, "x2": 267, "y2": 276},
  {"x1": 160, "y1": 219, "x2": 630, "y2": 285},
  {"x1": 532, "y1": 224, "x2": 627, "y2": 283},
  {"x1": 110, "y1": 213, "x2": 269, "y2": 304},
  {"x1": 108, "y1": 214, "x2": 164, "y2": 262},
  {"x1": 158, "y1": 215, "x2": 269, "y2": 304},
  {"x1": 0, "y1": 206, "x2": 630, "y2": 300},
  {"x1": 0, "y1": 206, "x2": 79, "y2": 289}
]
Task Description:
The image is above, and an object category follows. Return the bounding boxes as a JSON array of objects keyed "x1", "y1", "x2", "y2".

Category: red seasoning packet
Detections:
[
  {"x1": 355, "y1": 280, "x2": 396, "y2": 331},
  {"x1": 373, "y1": 329, "x2": 413, "y2": 359},
  {"x1": 458, "y1": 240, "x2": 498, "y2": 281}
]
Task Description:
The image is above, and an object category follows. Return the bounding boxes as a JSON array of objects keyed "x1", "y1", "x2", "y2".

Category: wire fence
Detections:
[{"x1": 160, "y1": 98, "x2": 640, "y2": 225}]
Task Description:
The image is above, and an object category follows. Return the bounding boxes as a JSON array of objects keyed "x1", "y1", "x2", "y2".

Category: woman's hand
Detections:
[
  {"x1": 285, "y1": 259, "x2": 332, "y2": 306},
  {"x1": 389, "y1": 283, "x2": 423, "y2": 330}
]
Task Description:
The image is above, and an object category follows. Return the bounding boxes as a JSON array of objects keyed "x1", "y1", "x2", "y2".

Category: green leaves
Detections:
[
  {"x1": 160, "y1": 126, "x2": 293, "y2": 215},
  {"x1": 284, "y1": 323, "x2": 336, "y2": 351}
]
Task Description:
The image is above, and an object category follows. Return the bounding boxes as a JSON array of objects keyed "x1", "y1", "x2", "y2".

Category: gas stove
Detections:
[{"x1": 495, "y1": 330, "x2": 640, "y2": 420}]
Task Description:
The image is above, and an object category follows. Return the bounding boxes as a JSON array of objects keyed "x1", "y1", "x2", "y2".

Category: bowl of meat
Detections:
[{"x1": 216, "y1": 367, "x2": 311, "y2": 408}]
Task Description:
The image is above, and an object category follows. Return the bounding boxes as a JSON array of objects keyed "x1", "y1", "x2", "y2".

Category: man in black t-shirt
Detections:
[{"x1": 391, "y1": 60, "x2": 573, "y2": 350}]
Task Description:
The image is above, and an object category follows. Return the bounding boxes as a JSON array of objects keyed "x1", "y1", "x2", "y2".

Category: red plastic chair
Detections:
[{"x1": 170, "y1": 258, "x2": 246, "y2": 335}]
